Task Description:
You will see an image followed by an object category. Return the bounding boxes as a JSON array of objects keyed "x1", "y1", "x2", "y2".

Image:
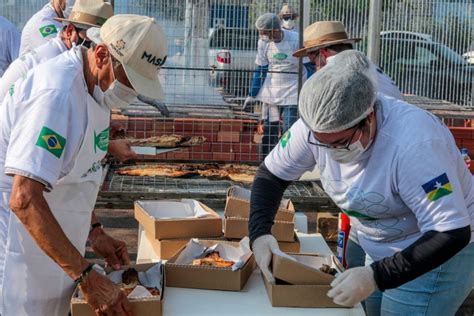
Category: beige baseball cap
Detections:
[
  {"x1": 54, "y1": 0, "x2": 113, "y2": 28},
  {"x1": 88, "y1": 14, "x2": 168, "y2": 100}
]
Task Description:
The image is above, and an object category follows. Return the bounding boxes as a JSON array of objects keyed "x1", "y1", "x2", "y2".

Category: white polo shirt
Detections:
[
  {"x1": 0, "y1": 16, "x2": 20, "y2": 77},
  {"x1": 255, "y1": 29, "x2": 304, "y2": 106},
  {"x1": 0, "y1": 35, "x2": 66, "y2": 104},
  {"x1": 19, "y1": 3, "x2": 62, "y2": 56},
  {"x1": 265, "y1": 95, "x2": 474, "y2": 260}
]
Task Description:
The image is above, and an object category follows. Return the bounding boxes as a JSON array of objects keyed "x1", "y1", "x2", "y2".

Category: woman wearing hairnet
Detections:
[{"x1": 249, "y1": 50, "x2": 473, "y2": 315}]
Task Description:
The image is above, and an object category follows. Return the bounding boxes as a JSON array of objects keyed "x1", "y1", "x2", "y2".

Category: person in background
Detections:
[
  {"x1": 0, "y1": 0, "x2": 113, "y2": 105},
  {"x1": 0, "y1": 14, "x2": 167, "y2": 315},
  {"x1": 293, "y1": 21, "x2": 402, "y2": 100},
  {"x1": 279, "y1": 3, "x2": 298, "y2": 32},
  {"x1": 19, "y1": 0, "x2": 70, "y2": 55},
  {"x1": 243, "y1": 13, "x2": 303, "y2": 156},
  {"x1": 0, "y1": 16, "x2": 20, "y2": 77},
  {"x1": 249, "y1": 50, "x2": 473, "y2": 316}
]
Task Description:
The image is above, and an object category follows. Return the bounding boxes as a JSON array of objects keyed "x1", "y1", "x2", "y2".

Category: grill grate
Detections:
[{"x1": 98, "y1": 164, "x2": 336, "y2": 211}]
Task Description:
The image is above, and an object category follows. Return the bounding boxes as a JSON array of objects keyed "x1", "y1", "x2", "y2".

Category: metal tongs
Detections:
[{"x1": 137, "y1": 95, "x2": 170, "y2": 117}]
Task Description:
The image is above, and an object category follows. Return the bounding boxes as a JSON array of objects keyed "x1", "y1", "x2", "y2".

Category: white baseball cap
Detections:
[{"x1": 87, "y1": 14, "x2": 168, "y2": 100}]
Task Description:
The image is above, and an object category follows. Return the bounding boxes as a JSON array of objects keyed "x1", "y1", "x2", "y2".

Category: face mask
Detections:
[
  {"x1": 93, "y1": 61, "x2": 138, "y2": 109},
  {"x1": 327, "y1": 120, "x2": 374, "y2": 163},
  {"x1": 282, "y1": 20, "x2": 296, "y2": 30},
  {"x1": 61, "y1": 1, "x2": 72, "y2": 18},
  {"x1": 260, "y1": 35, "x2": 271, "y2": 43}
]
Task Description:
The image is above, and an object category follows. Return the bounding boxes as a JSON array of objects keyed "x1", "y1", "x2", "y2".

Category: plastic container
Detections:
[
  {"x1": 337, "y1": 212, "x2": 351, "y2": 268},
  {"x1": 461, "y1": 148, "x2": 471, "y2": 169}
]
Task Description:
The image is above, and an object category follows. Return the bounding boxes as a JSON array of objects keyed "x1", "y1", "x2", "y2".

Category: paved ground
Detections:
[{"x1": 91, "y1": 208, "x2": 474, "y2": 316}]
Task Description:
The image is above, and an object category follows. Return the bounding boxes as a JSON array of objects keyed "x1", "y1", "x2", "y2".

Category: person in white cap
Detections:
[
  {"x1": 0, "y1": 14, "x2": 167, "y2": 315},
  {"x1": 19, "y1": 0, "x2": 70, "y2": 56},
  {"x1": 0, "y1": 16, "x2": 20, "y2": 77},
  {"x1": 244, "y1": 13, "x2": 303, "y2": 156},
  {"x1": 293, "y1": 21, "x2": 402, "y2": 100},
  {"x1": 0, "y1": 0, "x2": 113, "y2": 105},
  {"x1": 249, "y1": 50, "x2": 473, "y2": 316},
  {"x1": 279, "y1": 3, "x2": 299, "y2": 31}
]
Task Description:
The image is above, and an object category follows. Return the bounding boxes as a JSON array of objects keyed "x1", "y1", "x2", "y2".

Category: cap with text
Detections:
[{"x1": 88, "y1": 14, "x2": 168, "y2": 100}]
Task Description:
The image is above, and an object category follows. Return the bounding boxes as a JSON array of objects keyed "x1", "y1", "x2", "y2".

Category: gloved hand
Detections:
[
  {"x1": 242, "y1": 96, "x2": 256, "y2": 110},
  {"x1": 327, "y1": 266, "x2": 377, "y2": 307},
  {"x1": 252, "y1": 234, "x2": 296, "y2": 283}
]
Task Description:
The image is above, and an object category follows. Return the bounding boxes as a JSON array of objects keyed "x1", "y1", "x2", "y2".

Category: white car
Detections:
[
  {"x1": 463, "y1": 51, "x2": 474, "y2": 64},
  {"x1": 208, "y1": 27, "x2": 259, "y2": 98},
  {"x1": 380, "y1": 31, "x2": 433, "y2": 42}
]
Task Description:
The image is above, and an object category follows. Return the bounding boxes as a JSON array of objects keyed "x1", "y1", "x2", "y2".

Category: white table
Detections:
[{"x1": 137, "y1": 231, "x2": 365, "y2": 316}]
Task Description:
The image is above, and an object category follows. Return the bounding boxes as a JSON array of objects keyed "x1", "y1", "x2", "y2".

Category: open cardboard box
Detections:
[
  {"x1": 224, "y1": 217, "x2": 294, "y2": 242},
  {"x1": 277, "y1": 232, "x2": 300, "y2": 253},
  {"x1": 71, "y1": 263, "x2": 164, "y2": 316},
  {"x1": 224, "y1": 186, "x2": 295, "y2": 222},
  {"x1": 142, "y1": 229, "x2": 225, "y2": 260},
  {"x1": 135, "y1": 199, "x2": 223, "y2": 240},
  {"x1": 263, "y1": 253, "x2": 347, "y2": 308},
  {"x1": 165, "y1": 239, "x2": 256, "y2": 291}
]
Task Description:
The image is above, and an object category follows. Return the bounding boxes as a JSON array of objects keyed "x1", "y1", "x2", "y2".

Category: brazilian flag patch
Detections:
[
  {"x1": 39, "y1": 24, "x2": 58, "y2": 38},
  {"x1": 422, "y1": 173, "x2": 453, "y2": 202},
  {"x1": 281, "y1": 130, "x2": 291, "y2": 148},
  {"x1": 36, "y1": 127, "x2": 66, "y2": 158}
]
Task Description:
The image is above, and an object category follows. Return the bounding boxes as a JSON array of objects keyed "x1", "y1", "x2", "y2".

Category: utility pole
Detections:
[{"x1": 367, "y1": 0, "x2": 382, "y2": 65}]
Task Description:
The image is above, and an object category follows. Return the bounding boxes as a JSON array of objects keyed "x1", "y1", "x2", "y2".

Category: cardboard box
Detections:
[
  {"x1": 166, "y1": 240, "x2": 256, "y2": 291},
  {"x1": 277, "y1": 233, "x2": 301, "y2": 253},
  {"x1": 224, "y1": 217, "x2": 294, "y2": 242},
  {"x1": 262, "y1": 253, "x2": 346, "y2": 308},
  {"x1": 224, "y1": 186, "x2": 295, "y2": 222},
  {"x1": 134, "y1": 200, "x2": 223, "y2": 240},
  {"x1": 142, "y1": 230, "x2": 225, "y2": 260},
  {"x1": 71, "y1": 263, "x2": 164, "y2": 316}
]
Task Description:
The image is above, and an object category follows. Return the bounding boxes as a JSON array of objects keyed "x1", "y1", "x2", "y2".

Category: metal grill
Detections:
[{"x1": 98, "y1": 163, "x2": 337, "y2": 211}]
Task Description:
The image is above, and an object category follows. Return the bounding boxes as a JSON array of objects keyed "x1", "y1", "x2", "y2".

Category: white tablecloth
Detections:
[{"x1": 137, "y1": 230, "x2": 365, "y2": 316}]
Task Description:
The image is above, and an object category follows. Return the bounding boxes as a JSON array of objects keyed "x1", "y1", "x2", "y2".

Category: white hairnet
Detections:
[
  {"x1": 255, "y1": 13, "x2": 281, "y2": 31},
  {"x1": 299, "y1": 50, "x2": 377, "y2": 133}
]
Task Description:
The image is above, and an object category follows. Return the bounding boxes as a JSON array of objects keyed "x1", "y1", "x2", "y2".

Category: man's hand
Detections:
[
  {"x1": 89, "y1": 228, "x2": 130, "y2": 270},
  {"x1": 252, "y1": 234, "x2": 295, "y2": 283},
  {"x1": 108, "y1": 139, "x2": 138, "y2": 162},
  {"x1": 327, "y1": 266, "x2": 377, "y2": 307},
  {"x1": 79, "y1": 270, "x2": 134, "y2": 316}
]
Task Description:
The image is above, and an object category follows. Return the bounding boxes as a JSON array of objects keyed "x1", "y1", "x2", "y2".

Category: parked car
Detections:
[
  {"x1": 381, "y1": 30, "x2": 433, "y2": 42},
  {"x1": 380, "y1": 37, "x2": 473, "y2": 107},
  {"x1": 208, "y1": 27, "x2": 259, "y2": 98}
]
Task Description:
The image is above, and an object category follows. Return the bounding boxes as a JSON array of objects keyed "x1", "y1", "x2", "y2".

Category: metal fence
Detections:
[{"x1": 1, "y1": 0, "x2": 473, "y2": 160}]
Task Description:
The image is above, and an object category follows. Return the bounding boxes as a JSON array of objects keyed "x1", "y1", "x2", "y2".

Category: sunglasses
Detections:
[
  {"x1": 282, "y1": 16, "x2": 294, "y2": 21},
  {"x1": 307, "y1": 118, "x2": 367, "y2": 150}
]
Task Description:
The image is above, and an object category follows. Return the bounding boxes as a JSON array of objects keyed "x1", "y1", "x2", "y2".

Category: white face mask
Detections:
[
  {"x1": 93, "y1": 64, "x2": 138, "y2": 109},
  {"x1": 282, "y1": 20, "x2": 296, "y2": 30},
  {"x1": 61, "y1": 1, "x2": 72, "y2": 18},
  {"x1": 260, "y1": 35, "x2": 271, "y2": 43},
  {"x1": 327, "y1": 120, "x2": 374, "y2": 164}
]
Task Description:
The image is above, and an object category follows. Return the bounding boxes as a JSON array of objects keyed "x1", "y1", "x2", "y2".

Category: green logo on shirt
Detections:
[
  {"x1": 39, "y1": 24, "x2": 58, "y2": 38},
  {"x1": 281, "y1": 131, "x2": 291, "y2": 148},
  {"x1": 94, "y1": 127, "x2": 110, "y2": 153},
  {"x1": 8, "y1": 84, "x2": 14, "y2": 96},
  {"x1": 36, "y1": 126, "x2": 66, "y2": 158},
  {"x1": 341, "y1": 209, "x2": 376, "y2": 220},
  {"x1": 273, "y1": 53, "x2": 288, "y2": 60}
]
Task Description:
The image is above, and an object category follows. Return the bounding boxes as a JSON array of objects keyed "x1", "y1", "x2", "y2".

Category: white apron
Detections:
[{"x1": 1, "y1": 94, "x2": 110, "y2": 316}]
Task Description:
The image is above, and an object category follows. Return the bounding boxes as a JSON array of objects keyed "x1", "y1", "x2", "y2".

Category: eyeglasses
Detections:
[
  {"x1": 307, "y1": 119, "x2": 366, "y2": 150},
  {"x1": 282, "y1": 16, "x2": 294, "y2": 21}
]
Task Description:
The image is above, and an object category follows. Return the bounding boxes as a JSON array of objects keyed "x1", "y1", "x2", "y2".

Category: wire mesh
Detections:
[{"x1": 2, "y1": 0, "x2": 473, "y2": 163}]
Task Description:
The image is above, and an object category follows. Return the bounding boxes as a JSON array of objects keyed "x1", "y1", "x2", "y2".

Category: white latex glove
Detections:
[
  {"x1": 252, "y1": 234, "x2": 296, "y2": 283},
  {"x1": 242, "y1": 96, "x2": 255, "y2": 110},
  {"x1": 327, "y1": 266, "x2": 377, "y2": 307}
]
